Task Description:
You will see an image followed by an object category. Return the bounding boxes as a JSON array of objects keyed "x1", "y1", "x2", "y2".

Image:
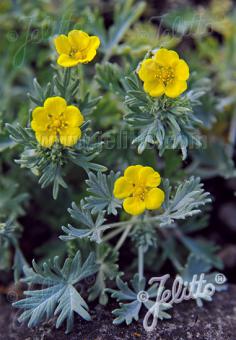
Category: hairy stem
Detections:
[
  {"x1": 103, "y1": 225, "x2": 126, "y2": 242},
  {"x1": 99, "y1": 214, "x2": 163, "y2": 233},
  {"x1": 114, "y1": 224, "x2": 132, "y2": 251},
  {"x1": 138, "y1": 244, "x2": 144, "y2": 281},
  {"x1": 63, "y1": 67, "x2": 71, "y2": 99}
]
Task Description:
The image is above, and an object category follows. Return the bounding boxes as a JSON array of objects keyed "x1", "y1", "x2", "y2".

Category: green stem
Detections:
[
  {"x1": 63, "y1": 67, "x2": 71, "y2": 99},
  {"x1": 98, "y1": 214, "x2": 164, "y2": 233},
  {"x1": 114, "y1": 224, "x2": 132, "y2": 251},
  {"x1": 138, "y1": 245, "x2": 144, "y2": 281},
  {"x1": 103, "y1": 225, "x2": 126, "y2": 242},
  {"x1": 78, "y1": 65, "x2": 85, "y2": 99}
]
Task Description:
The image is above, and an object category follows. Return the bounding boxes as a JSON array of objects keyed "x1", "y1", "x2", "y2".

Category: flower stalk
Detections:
[{"x1": 138, "y1": 244, "x2": 144, "y2": 281}]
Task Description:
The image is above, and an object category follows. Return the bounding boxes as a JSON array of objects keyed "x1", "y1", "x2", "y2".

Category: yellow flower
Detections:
[
  {"x1": 54, "y1": 30, "x2": 100, "y2": 67},
  {"x1": 113, "y1": 165, "x2": 165, "y2": 216},
  {"x1": 31, "y1": 96, "x2": 84, "y2": 148},
  {"x1": 137, "y1": 48, "x2": 189, "y2": 98}
]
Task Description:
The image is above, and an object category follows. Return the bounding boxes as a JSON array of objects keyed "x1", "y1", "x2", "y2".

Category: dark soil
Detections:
[{"x1": 0, "y1": 285, "x2": 236, "y2": 340}]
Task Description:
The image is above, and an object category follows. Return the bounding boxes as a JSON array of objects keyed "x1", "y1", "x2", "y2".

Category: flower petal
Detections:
[
  {"x1": 145, "y1": 188, "x2": 165, "y2": 210},
  {"x1": 123, "y1": 197, "x2": 146, "y2": 215},
  {"x1": 59, "y1": 127, "x2": 81, "y2": 146},
  {"x1": 138, "y1": 59, "x2": 157, "y2": 82},
  {"x1": 44, "y1": 97, "x2": 67, "y2": 115},
  {"x1": 57, "y1": 54, "x2": 79, "y2": 67},
  {"x1": 88, "y1": 36, "x2": 100, "y2": 50},
  {"x1": 165, "y1": 80, "x2": 187, "y2": 98},
  {"x1": 154, "y1": 48, "x2": 179, "y2": 66},
  {"x1": 54, "y1": 35, "x2": 71, "y2": 55},
  {"x1": 143, "y1": 80, "x2": 165, "y2": 97},
  {"x1": 139, "y1": 167, "x2": 161, "y2": 187},
  {"x1": 113, "y1": 177, "x2": 133, "y2": 199},
  {"x1": 31, "y1": 107, "x2": 49, "y2": 132},
  {"x1": 124, "y1": 165, "x2": 143, "y2": 184},
  {"x1": 68, "y1": 30, "x2": 90, "y2": 51},
  {"x1": 64, "y1": 106, "x2": 84, "y2": 127},
  {"x1": 35, "y1": 131, "x2": 56, "y2": 148},
  {"x1": 75, "y1": 49, "x2": 97, "y2": 63},
  {"x1": 175, "y1": 59, "x2": 189, "y2": 81}
]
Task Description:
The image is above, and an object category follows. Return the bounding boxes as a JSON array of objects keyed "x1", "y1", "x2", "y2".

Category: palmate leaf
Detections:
[
  {"x1": 107, "y1": 274, "x2": 172, "y2": 325},
  {"x1": 14, "y1": 251, "x2": 99, "y2": 333},
  {"x1": 159, "y1": 177, "x2": 211, "y2": 226},
  {"x1": 84, "y1": 171, "x2": 122, "y2": 215},
  {"x1": 60, "y1": 201, "x2": 106, "y2": 244}
]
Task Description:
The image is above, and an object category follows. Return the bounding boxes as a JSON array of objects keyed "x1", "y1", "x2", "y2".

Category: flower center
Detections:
[
  {"x1": 47, "y1": 114, "x2": 68, "y2": 133},
  {"x1": 133, "y1": 185, "x2": 148, "y2": 201},
  {"x1": 53, "y1": 119, "x2": 61, "y2": 128},
  {"x1": 155, "y1": 65, "x2": 174, "y2": 86},
  {"x1": 69, "y1": 49, "x2": 78, "y2": 57},
  {"x1": 69, "y1": 48, "x2": 87, "y2": 60}
]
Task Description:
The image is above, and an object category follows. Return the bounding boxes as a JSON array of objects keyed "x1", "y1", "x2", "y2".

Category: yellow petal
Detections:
[
  {"x1": 123, "y1": 197, "x2": 145, "y2": 215},
  {"x1": 35, "y1": 131, "x2": 56, "y2": 148},
  {"x1": 124, "y1": 165, "x2": 143, "y2": 184},
  {"x1": 68, "y1": 30, "x2": 90, "y2": 51},
  {"x1": 59, "y1": 127, "x2": 81, "y2": 146},
  {"x1": 44, "y1": 97, "x2": 67, "y2": 115},
  {"x1": 64, "y1": 106, "x2": 84, "y2": 127},
  {"x1": 57, "y1": 54, "x2": 79, "y2": 67},
  {"x1": 31, "y1": 107, "x2": 49, "y2": 132},
  {"x1": 139, "y1": 167, "x2": 161, "y2": 187},
  {"x1": 143, "y1": 80, "x2": 165, "y2": 97},
  {"x1": 75, "y1": 49, "x2": 97, "y2": 63},
  {"x1": 84, "y1": 48, "x2": 97, "y2": 62},
  {"x1": 154, "y1": 48, "x2": 179, "y2": 66},
  {"x1": 175, "y1": 59, "x2": 189, "y2": 81},
  {"x1": 145, "y1": 188, "x2": 165, "y2": 210},
  {"x1": 138, "y1": 59, "x2": 157, "y2": 82},
  {"x1": 113, "y1": 177, "x2": 133, "y2": 199},
  {"x1": 88, "y1": 36, "x2": 100, "y2": 50},
  {"x1": 165, "y1": 80, "x2": 187, "y2": 98},
  {"x1": 54, "y1": 35, "x2": 71, "y2": 55}
]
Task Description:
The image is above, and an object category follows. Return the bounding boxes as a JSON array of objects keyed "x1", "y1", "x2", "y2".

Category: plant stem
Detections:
[
  {"x1": 114, "y1": 224, "x2": 132, "y2": 251},
  {"x1": 63, "y1": 67, "x2": 71, "y2": 99},
  {"x1": 99, "y1": 214, "x2": 164, "y2": 233},
  {"x1": 78, "y1": 65, "x2": 85, "y2": 98},
  {"x1": 103, "y1": 225, "x2": 126, "y2": 242},
  {"x1": 138, "y1": 244, "x2": 144, "y2": 281}
]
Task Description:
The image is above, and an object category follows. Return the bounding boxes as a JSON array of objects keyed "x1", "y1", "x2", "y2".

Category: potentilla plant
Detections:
[
  {"x1": 7, "y1": 28, "x2": 226, "y2": 333},
  {"x1": 7, "y1": 30, "x2": 105, "y2": 199}
]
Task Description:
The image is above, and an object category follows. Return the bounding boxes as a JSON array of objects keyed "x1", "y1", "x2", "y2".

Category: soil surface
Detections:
[{"x1": 0, "y1": 284, "x2": 235, "y2": 340}]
